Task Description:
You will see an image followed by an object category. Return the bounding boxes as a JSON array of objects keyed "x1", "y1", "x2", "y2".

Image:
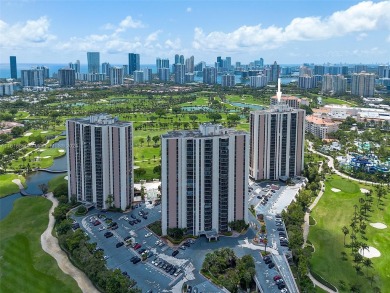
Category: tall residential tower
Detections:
[
  {"x1": 161, "y1": 124, "x2": 249, "y2": 236},
  {"x1": 66, "y1": 114, "x2": 134, "y2": 210},
  {"x1": 87, "y1": 52, "x2": 100, "y2": 74}
]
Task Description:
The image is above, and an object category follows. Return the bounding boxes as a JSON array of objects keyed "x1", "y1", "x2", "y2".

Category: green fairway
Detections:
[
  {"x1": 309, "y1": 175, "x2": 390, "y2": 292},
  {"x1": 321, "y1": 97, "x2": 356, "y2": 106},
  {"x1": 0, "y1": 174, "x2": 25, "y2": 198},
  {"x1": 0, "y1": 197, "x2": 81, "y2": 293}
]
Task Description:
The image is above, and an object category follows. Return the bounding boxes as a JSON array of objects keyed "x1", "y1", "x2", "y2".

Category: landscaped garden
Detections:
[
  {"x1": 0, "y1": 196, "x2": 81, "y2": 293},
  {"x1": 308, "y1": 174, "x2": 389, "y2": 292},
  {"x1": 0, "y1": 173, "x2": 25, "y2": 198}
]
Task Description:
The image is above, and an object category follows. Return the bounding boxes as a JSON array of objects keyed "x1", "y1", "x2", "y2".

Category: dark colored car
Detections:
[
  {"x1": 131, "y1": 214, "x2": 136, "y2": 219},
  {"x1": 124, "y1": 236, "x2": 131, "y2": 241},
  {"x1": 265, "y1": 258, "x2": 272, "y2": 264},
  {"x1": 268, "y1": 262, "x2": 275, "y2": 269},
  {"x1": 136, "y1": 218, "x2": 141, "y2": 223},
  {"x1": 279, "y1": 232, "x2": 287, "y2": 237},
  {"x1": 111, "y1": 225, "x2": 118, "y2": 230},
  {"x1": 142, "y1": 215, "x2": 148, "y2": 220},
  {"x1": 277, "y1": 227, "x2": 285, "y2": 231},
  {"x1": 263, "y1": 255, "x2": 271, "y2": 261},
  {"x1": 278, "y1": 283, "x2": 286, "y2": 289},
  {"x1": 104, "y1": 232, "x2": 113, "y2": 238},
  {"x1": 132, "y1": 257, "x2": 141, "y2": 264},
  {"x1": 130, "y1": 256, "x2": 137, "y2": 262},
  {"x1": 138, "y1": 248, "x2": 146, "y2": 254},
  {"x1": 172, "y1": 250, "x2": 179, "y2": 257},
  {"x1": 116, "y1": 242, "x2": 124, "y2": 248},
  {"x1": 128, "y1": 220, "x2": 134, "y2": 225}
]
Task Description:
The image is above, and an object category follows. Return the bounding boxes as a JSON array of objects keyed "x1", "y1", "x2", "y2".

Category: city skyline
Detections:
[{"x1": 1, "y1": 0, "x2": 390, "y2": 64}]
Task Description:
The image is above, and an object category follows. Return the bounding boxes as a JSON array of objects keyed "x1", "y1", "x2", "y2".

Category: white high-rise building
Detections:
[
  {"x1": 321, "y1": 74, "x2": 346, "y2": 96},
  {"x1": 250, "y1": 80, "x2": 305, "y2": 180},
  {"x1": 185, "y1": 56, "x2": 194, "y2": 73},
  {"x1": 351, "y1": 72, "x2": 375, "y2": 97},
  {"x1": 161, "y1": 124, "x2": 249, "y2": 236},
  {"x1": 109, "y1": 67, "x2": 124, "y2": 85},
  {"x1": 143, "y1": 68, "x2": 152, "y2": 82},
  {"x1": 174, "y1": 64, "x2": 185, "y2": 84},
  {"x1": 250, "y1": 75, "x2": 268, "y2": 88},
  {"x1": 221, "y1": 74, "x2": 235, "y2": 87},
  {"x1": 133, "y1": 70, "x2": 144, "y2": 83},
  {"x1": 66, "y1": 114, "x2": 134, "y2": 210}
]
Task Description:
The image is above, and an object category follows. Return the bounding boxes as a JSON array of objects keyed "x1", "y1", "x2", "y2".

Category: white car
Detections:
[{"x1": 145, "y1": 232, "x2": 152, "y2": 238}]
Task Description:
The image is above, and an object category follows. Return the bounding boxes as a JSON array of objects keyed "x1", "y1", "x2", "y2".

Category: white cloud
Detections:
[
  {"x1": 0, "y1": 16, "x2": 56, "y2": 48},
  {"x1": 145, "y1": 30, "x2": 162, "y2": 47},
  {"x1": 186, "y1": 7, "x2": 192, "y2": 13},
  {"x1": 193, "y1": 1, "x2": 390, "y2": 52},
  {"x1": 356, "y1": 33, "x2": 368, "y2": 41}
]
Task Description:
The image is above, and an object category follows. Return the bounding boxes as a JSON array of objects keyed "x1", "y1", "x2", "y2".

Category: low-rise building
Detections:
[{"x1": 305, "y1": 115, "x2": 340, "y2": 139}]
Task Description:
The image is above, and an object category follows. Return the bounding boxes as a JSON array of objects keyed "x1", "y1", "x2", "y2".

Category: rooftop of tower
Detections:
[
  {"x1": 68, "y1": 113, "x2": 132, "y2": 127},
  {"x1": 162, "y1": 123, "x2": 247, "y2": 139}
]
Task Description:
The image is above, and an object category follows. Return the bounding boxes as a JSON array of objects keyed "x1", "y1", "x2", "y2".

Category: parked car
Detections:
[
  {"x1": 278, "y1": 283, "x2": 286, "y2": 289},
  {"x1": 132, "y1": 257, "x2": 141, "y2": 264},
  {"x1": 124, "y1": 236, "x2": 131, "y2": 241},
  {"x1": 273, "y1": 275, "x2": 282, "y2": 281},
  {"x1": 131, "y1": 214, "x2": 136, "y2": 219},
  {"x1": 134, "y1": 244, "x2": 142, "y2": 250},
  {"x1": 142, "y1": 215, "x2": 148, "y2": 220},
  {"x1": 268, "y1": 262, "x2": 275, "y2": 269},
  {"x1": 172, "y1": 250, "x2": 179, "y2": 257},
  {"x1": 128, "y1": 220, "x2": 134, "y2": 225},
  {"x1": 277, "y1": 227, "x2": 285, "y2": 231},
  {"x1": 275, "y1": 279, "x2": 285, "y2": 285},
  {"x1": 265, "y1": 258, "x2": 272, "y2": 264},
  {"x1": 104, "y1": 231, "x2": 113, "y2": 238},
  {"x1": 130, "y1": 256, "x2": 137, "y2": 262},
  {"x1": 116, "y1": 242, "x2": 124, "y2": 248}
]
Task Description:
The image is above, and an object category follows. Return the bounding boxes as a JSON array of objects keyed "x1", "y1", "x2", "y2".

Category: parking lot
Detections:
[{"x1": 71, "y1": 179, "x2": 304, "y2": 293}]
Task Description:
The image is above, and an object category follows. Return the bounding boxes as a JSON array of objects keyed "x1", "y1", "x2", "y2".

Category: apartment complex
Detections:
[
  {"x1": 161, "y1": 124, "x2": 249, "y2": 236},
  {"x1": 66, "y1": 114, "x2": 134, "y2": 211},
  {"x1": 305, "y1": 115, "x2": 340, "y2": 139}
]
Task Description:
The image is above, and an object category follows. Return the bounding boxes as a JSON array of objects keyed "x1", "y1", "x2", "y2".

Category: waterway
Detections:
[{"x1": 0, "y1": 139, "x2": 67, "y2": 220}]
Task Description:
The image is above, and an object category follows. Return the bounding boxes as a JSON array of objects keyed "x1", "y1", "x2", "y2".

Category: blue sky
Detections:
[{"x1": 0, "y1": 0, "x2": 389, "y2": 65}]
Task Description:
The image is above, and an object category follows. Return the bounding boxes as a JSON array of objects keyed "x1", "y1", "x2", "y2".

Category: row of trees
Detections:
[{"x1": 201, "y1": 248, "x2": 255, "y2": 293}]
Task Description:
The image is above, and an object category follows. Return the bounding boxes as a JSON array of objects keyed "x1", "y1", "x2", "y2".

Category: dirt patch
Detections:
[
  {"x1": 358, "y1": 246, "x2": 381, "y2": 258},
  {"x1": 331, "y1": 188, "x2": 341, "y2": 192}
]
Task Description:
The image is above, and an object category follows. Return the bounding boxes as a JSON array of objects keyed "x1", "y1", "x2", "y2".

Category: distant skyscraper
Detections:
[
  {"x1": 194, "y1": 62, "x2": 206, "y2": 72},
  {"x1": 109, "y1": 67, "x2": 124, "y2": 85},
  {"x1": 314, "y1": 65, "x2": 325, "y2": 75},
  {"x1": 87, "y1": 52, "x2": 100, "y2": 74},
  {"x1": 378, "y1": 65, "x2": 390, "y2": 78},
  {"x1": 102, "y1": 62, "x2": 111, "y2": 77},
  {"x1": 161, "y1": 123, "x2": 249, "y2": 236},
  {"x1": 179, "y1": 55, "x2": 184, "y2": 65},
  {"x1": 158, "y1": 68, "x2": 170, "y2": 82},
  {"x1": 21, "y1": 69, "x2": 44, "y2": 87},
  {"x1": 156, "y1": 58, "x2": 170, "y2": 72},
  {"x1": 250, "y1": 75, "x2": 268, "y2": 88},
  {"x1": 185, "y1": 56, "x2": 194, "y2": 73},
  {"x1": 128, "y1": 53, "x2": 140, "y2": 75},
  {"x1": 221, "y1": 74, "x2": 235, "y2": 87},
  {"x1": 354, "y1": 64, "x2": 367, "y2": 74},
  {"x1": 58, "y1": 68, "x2": 76, "y2": 87},
  {"x1": 203, "y1": 67, "x2": 217, "y2": 84},
  {"x1": 66, "y1": 114, "x2": 134, "y2": 210},
  {"x1": 143, "y1": 68, "x2": 152, "y2": 82},
  {"x1": 174, "y1": 64, "x2": 185, "y2": 84},
  {"x1": 351, "y1": 72, "x2": 375, "y2": 97},
  {"x1": 10, "y1": 56, "x2": 17, "y2": 79},
  {"x1": 250, "y1": 80, "x2": 305, "y2": 180},
  {"x1": 270, "y1": 61, "x2": 280, "y2": 82},
  {"x1": 298, "y1": 75, "x2": 315, "y2": 89},
  {"x1": 133, "y1": 70, "x2": 144, "y2": 83},
  {"x1": 69, "y1": 60, "x2": 80, "y2": 73},
  {"x1": 321, "y1": 74, "x2": 346, "y2": 96},
  {"x1": 174, "y1": 54, "x2": 180, "y2": 64}
]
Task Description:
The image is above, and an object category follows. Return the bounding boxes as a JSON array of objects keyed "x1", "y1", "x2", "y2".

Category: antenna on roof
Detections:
[{"x1": 276, "y1": 78, "x2": 282, "y2": 102}]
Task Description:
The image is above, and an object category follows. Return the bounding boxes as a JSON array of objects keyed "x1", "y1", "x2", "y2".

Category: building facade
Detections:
[
  {"x1": 250, "y1": 75, "x2": 268, "y2": 88},
  {"x1": 66, "y1": 114, "x2": 133, "y2": 211},
  {"x1": 21, "y1": 69, "x2": 44, "y2": 87},
  {"x1": 58, "y1": 68, "x2": 76, "y2": 87},
  {"x1": 161, "y1": 124, "x2": 249, "y2": 236},
  {"x1": 87, "y1": 52, "x2": 100, "y2": 74},
  {"x1": 128, "y1": 53, "x2": 140, "y2": 75},
  {"x1": 305, "y1": 115, "x2": 340, "y2": 139},
  {"x1": 10, "y1": 56, "x2": 17, "y2": 79},
  {"x1": 351, "y1": 72, "x2": 375, "y2": 97},
  {"x1": 221, "y1": 74, "x2": 235, "y2": 87},
  {"x1": 203, "y1": 67, "x2": 217, "y2": 84},
  {"x1": 174, "y1": 64, "x2": 185, "y2": 84},
  {"x1": 250, "y1": 97, "x2": 305, "y2": 180},
  {"x1": 110, "y1": 67, "x2": 124, "y2": 85}
]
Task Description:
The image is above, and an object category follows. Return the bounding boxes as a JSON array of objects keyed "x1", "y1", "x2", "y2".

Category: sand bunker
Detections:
[
  {"x1": 64, "y1": 176, "x2": 68, "y2": 180},
  {"x1": 24, "y1": 132, "x2": 32, "y2": 136},
  {"x1": 331, "y1": 188, "x2": 341, "y2": 192},
  {"x1": 58, "y1": 149, "x2": 65, "y2": 153},
  {"x1": 41, "y1": 131, "x2": 48, "y2": 133},
  {"x1": 359, "y1": 246, "x2": 381, "y2": 258},
  {"x1": 370, "y1": 223, "x2": 387, "y2": 229},
  {"x1": 361, "y1": 188, "x2": 370, "y2": 194},
  {"x1": 12, "y1": 179, "x2": 24, "y2": 189}
]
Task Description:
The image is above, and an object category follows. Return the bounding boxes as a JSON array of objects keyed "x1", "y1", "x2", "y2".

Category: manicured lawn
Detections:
[
  {"x1": 0, "y1": 174, "x2": 25, "y2": 198},
  {"x1": 309, "y1": 174, "x2": 390, "y2": 292},
  {"x1": 321, "y1": 97, "x2": 356, "y2": 106},
  {"x1": 0, "y1": 197, "x2": 81, "y2": 293},
  {"x1": 48, "y1": 174, "x2": 67, "y2": 192}
]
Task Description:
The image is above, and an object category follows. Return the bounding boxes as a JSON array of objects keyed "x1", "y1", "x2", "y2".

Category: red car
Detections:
[
  {"x1": 273, "y1": 275, "x2": 282, "y2": 281},
  {"x1": 134, "y1": 244, "x2": 142, "y2": 250},
  {"x1": 93, "y1": 220, "x2": 101, "y2": 226}
]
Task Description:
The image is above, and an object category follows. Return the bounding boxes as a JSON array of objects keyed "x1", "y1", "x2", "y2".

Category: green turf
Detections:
[
  {"x1": 48, "y1": 174, "x2": 67, "y2": 192},
  {"x1": 321, "y1": 97, "x2": 356, "y2": 106},
  {"x1": 309, "y1": 175, "x2": 390, "y2": 292},
  {"x1": 0, "y1": 174, "x2": 25, "y2": 198},
  {"x1": 0, "y1": 197, "x2": 81, "y2": 293}
]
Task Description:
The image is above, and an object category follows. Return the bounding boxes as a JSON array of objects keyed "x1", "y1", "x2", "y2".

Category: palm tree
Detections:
[
  {"x1": 263, "y1": 238, "x2": 268, "y2": 253},
  {"x1": 105, "y1": 194, "x2": 114, "y2": 208},
  {"x1": 342, "y1": 226, "x2": 349, "y2": 246},
  {"x1": 362, "y1": 258, "x2": 373, "y2": 274},
  {"x1": 146, "y1": 135, "x2": 151, "y2": 147}
]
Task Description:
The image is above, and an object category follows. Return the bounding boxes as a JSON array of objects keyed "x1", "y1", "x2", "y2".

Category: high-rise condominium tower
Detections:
[
  {"x1": 87, "y1": 52, "x2": 100, "y2": 74},
  {"x1": 10, "y1": 56, "x2": 17, "y2": 79},
  {"x1": 161, "y1": 124, "x2": 249, "y2": 236},
  {"x1": 128, "y1": 53, "x2": 140, "y2": 75},
  {"x1": 250, "y1": 80, "x2": 305, "y2": 180},
  {"x1": 66, "y1": 114, "x2": 134, "y2": 210}
]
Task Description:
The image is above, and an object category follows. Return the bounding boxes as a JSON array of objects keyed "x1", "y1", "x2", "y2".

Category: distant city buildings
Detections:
[
  {"x1": 221, "y1": 74, "x2": 235, "y2": 87},
  {"x1": 128, "y1": 53, "x2": 140, "y2": 75},
  {"x1": 161, "y1": 123, "x2": 249, "y2": 236},
  {"x1": 102, "y1": 62, "x2": 111, "y2": 77},
  {"x1": 87, "y1": 52, "x2": 100, "y2": 74},
  {"x1": 69, "y1": 60, "x2": 80, "y2": 73},
  {"x1": 0, "y1": 83, "x2": 14, "y2": 96},
  {"x1": 156, "y1": 58, "x2": 170, "y2": 73},
  {"x1": 58, "y1": 68, "x2": 76, "y2": 87},
  {"x1": 158, "y1": 67, "x2": 170, "y2": 82},
  {"x1": 270, "y1": 95, "x2": 309, "y2": 109},
  {"x1": 174, "y1": 64, "x2": 185, "y2": 84},
  {"x1": 133, "y1": 70, "x2": 144, "y2": 83},
  {"x1": 10, "y1": 56, "x2": 17, "y2": 79},
  {"x1": 250, "y1": 75, "x2": 268, "y2": 88},
  {"x1": 203, "y1": 67, "x2": 217, "y2": 84},
  {"x1": 185, "y1": 56, "x2": 194, "y2": 73},
  {"x1": 21, "y1": 69, "x2": 45, "y2": 87},
  {"x1": 66, "y1": 114, "x2": 134, "y2": 210},
  {"x1": 321, "y1": 74, "x2": 347, "y2": 96}
]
